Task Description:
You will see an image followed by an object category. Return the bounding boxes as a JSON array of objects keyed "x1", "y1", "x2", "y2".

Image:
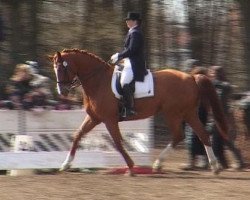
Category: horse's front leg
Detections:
[
  {"x1": 60, "y1": 115, "x2": 99, "y2": 171},
  {"x1": 105, "y1": 122, "x2": 135, "y2": 176}
]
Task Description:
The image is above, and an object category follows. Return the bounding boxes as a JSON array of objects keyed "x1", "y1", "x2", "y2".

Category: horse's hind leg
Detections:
[
  {"x1": 153, "y1": 117, "x2": 184, "y2": 172},
  {"x1": 60, "y1": 115, "x2": 99, "y2": 171},
  {"x1": 187, "y1": 115, "x2": 220, "y2": 174},
  {"x1": 105, "y1": 122, "x2": 135, "y2": 176},
  {"x1": 152, "y1": 143, "x2": 174, "y2": 172}
]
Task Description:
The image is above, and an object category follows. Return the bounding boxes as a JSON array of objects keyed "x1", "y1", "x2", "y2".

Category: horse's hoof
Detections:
[
  {"x1": 210, "y1": 160, "x2": 220, "y2": 175},
  {"x1": 59, "y1": 154, "x2": 74, "y2": 172},
  {"x1": 125, "y1": 168, "x2": 136, "y2": 177},
  {"x1": 212, "y1": 166, "x2": 222, "y2": 175},
  {"x1": 59, "y1": 163, "x2": 71, "y2": 172},
  {"x1": 213, "y1": 168, "x2": 220, "y2": 175},
  {"x1": 152, "y1": 166, "x2": 162, "y2": 173},
  {"x1": 152, "y1": 159, "x2": 162, "y2": 173}
]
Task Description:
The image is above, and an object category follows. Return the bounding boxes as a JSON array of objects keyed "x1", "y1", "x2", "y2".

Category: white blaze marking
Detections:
[{"x1": 54, "y1": 64, "x2": 61, "y2": 95}]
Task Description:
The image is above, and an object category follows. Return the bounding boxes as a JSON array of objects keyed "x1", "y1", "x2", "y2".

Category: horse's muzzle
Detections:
[{"x1": 57, "y1": 83, "x2": 69, "y2": 96}]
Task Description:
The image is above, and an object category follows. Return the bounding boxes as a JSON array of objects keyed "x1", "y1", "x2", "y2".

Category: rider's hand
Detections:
[{"x1": 110, "y1": 53, "x2": 119, "y2": 64}]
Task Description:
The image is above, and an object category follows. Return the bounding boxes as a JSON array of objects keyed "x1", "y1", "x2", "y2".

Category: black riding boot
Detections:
[{"x1": 122, "y1": 84, "x2": 136, "y2": 117}]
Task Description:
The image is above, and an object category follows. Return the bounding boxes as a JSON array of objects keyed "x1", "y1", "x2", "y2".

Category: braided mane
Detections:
[{"x1": 61, "y1": 48, "x2": 110, "y2": 68}]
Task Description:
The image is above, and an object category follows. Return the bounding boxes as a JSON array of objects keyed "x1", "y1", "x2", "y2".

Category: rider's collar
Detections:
[{"x1": 129, "y1": 25, "x2": 138, "y2": 33}]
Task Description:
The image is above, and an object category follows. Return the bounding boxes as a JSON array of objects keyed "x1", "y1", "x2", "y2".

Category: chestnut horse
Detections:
[{"x1": 51, "y1": 49, "x2": 228, "y2": 175}]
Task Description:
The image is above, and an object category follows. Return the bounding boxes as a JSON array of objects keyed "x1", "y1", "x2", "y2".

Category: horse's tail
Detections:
[{"x1": 194, "y1": 74, "x2": 229, "y2": 140}]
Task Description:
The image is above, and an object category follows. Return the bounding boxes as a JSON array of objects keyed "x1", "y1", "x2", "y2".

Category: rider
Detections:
[{"x1": 110, "y1": 12, "x2": 148, "y2": 117}]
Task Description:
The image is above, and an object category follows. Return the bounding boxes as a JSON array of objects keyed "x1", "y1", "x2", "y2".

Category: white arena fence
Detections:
[{"x1": 0, "y1": 110, "x2": 153, "y2": 170}]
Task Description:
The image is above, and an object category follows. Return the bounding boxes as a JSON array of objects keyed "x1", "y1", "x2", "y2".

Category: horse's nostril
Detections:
[{"x1": 61, "y1": 88, "x2": 69, "y2": 97}]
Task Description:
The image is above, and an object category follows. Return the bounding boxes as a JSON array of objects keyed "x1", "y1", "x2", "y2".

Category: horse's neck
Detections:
[{"x1": 78, "y1": 62, "x2": 112, "y2": 97}]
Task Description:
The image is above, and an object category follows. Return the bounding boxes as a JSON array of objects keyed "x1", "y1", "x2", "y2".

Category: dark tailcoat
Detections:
[{"x1": 118, "y1": 26, "x2": 148, "y2": 82}]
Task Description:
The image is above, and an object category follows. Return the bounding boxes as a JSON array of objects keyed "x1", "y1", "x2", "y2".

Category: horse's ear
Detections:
[
  {"x1": 47, "y1": 54, "x2": 54, "y2": 61},
  {"x1": 56, "y1": 51, "x2": 62, "y2": 61}
]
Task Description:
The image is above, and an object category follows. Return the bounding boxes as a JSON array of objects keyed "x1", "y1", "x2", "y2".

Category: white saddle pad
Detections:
[{"x1": 111, "y1": 66, "x2": 154, "y2": 99}]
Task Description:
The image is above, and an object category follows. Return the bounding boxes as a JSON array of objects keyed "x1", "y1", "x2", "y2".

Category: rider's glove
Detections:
[{"x1": 110, "y1": 53, "x2": 119, "y2": 64}]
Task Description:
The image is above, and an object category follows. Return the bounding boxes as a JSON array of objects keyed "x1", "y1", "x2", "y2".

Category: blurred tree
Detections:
[
  {"x1": 237, "y1": 0, "x2": 250, "y2": 90},
  {"x1": 186, "y1": 0, "x2": 204, "y2": 63},
  {"x1": 0, "y1": 14, "x2": 4, "y2": 42}
]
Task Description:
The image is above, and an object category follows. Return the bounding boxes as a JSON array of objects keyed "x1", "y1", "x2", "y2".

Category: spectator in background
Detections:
[
  {"x1": 208, "y1": 65, "x2": 245, "y2": 170},
  {"x1": 237, "y1": 92, "x2": 250, "y2": 137},
  {"x1": 183, "y1": 65, "x2": 245, "y2": 170},
  {"x1": 25, "y1": 61, "x2": 39, "y2": 73},
  {"x1": 27, "y1": 61, "x2": 52, "y2": 106},
  {"x1": 5, "y1": 64, "x2": 34, "y2": 109},
  {"x1": 4, "y1": 63, "x2": 52, "y2": 110},
  {"x1": 182, "y1": 59, "x2": 200, "y2": 73}
]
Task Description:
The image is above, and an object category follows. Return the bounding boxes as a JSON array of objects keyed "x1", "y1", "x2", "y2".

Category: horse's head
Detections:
[
  {"x1": 51, "y1": 51, "x2": 78, "y2": 96},
  {"x1": 50, "y1": 49, "x2": 112, "y2": 96}
]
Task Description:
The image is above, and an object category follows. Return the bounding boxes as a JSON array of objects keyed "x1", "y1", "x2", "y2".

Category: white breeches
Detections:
[{"x1": 120, "y1": 58, "x2": 134, "y2": 87}]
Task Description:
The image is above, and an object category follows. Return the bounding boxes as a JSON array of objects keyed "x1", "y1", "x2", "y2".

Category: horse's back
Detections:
[
  {"x1": 153, "y1": 69, "x2": 198, "y2": 96},
  {"x1": 152, "y1": 69, "x2": 199, "y2": 111}
]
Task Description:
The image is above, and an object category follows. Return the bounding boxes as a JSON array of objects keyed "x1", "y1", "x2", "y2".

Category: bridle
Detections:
[
  {"x1": 56, "y1": 60, "x2": 81, "y2": 91},
  {"x1": 55, "y1": 53, "x2": 110, "y2": 94}
]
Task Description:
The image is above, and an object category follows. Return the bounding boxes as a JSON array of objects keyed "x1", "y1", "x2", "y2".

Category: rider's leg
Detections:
[
  {"x1": 122, "y1": 84, "x2": 136, "y2": 116},
  {"x1": 120, "y1": 59, "x2": 135, "y2": 117}
]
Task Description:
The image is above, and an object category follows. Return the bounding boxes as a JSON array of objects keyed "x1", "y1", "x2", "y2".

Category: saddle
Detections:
[{"x1": 111, "y1": 65, "x2": 154, "y2": 99}]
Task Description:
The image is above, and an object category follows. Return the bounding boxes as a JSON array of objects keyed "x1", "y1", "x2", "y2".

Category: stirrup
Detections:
[{"x1": 122, "y1": 108, "x2": 136, "y2": 118}]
